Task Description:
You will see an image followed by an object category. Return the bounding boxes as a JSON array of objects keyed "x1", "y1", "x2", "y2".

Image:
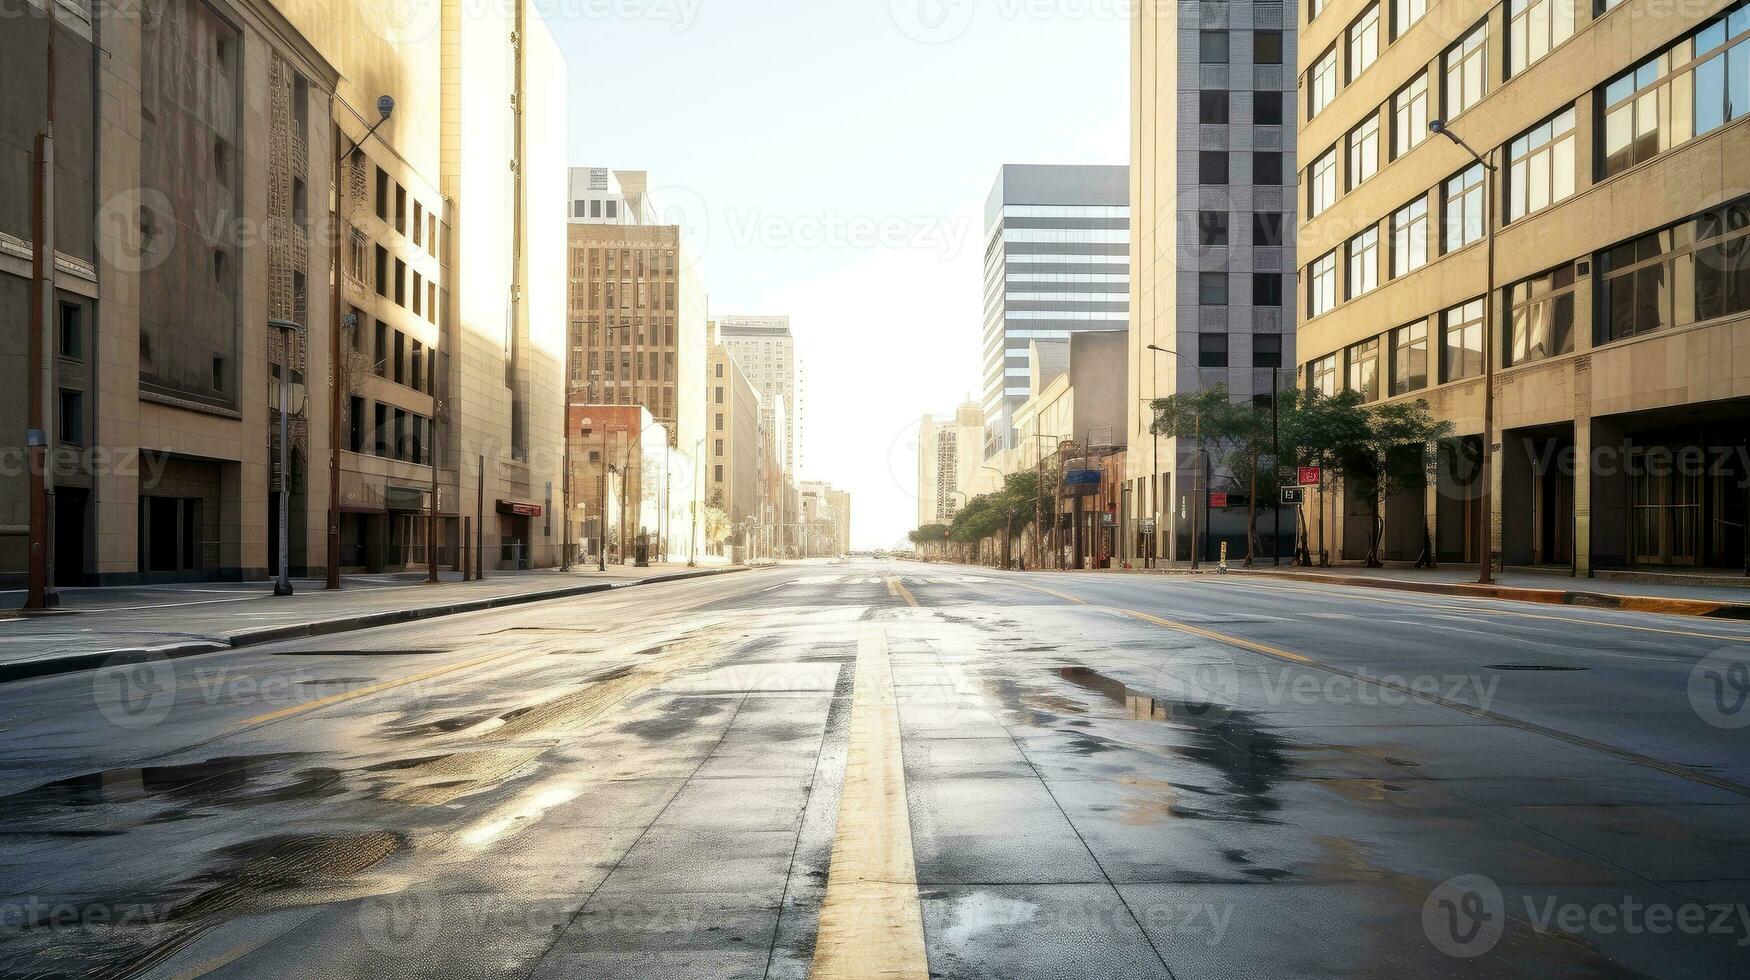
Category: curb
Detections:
[
  {"x1": 0, "y1": 566, "x2": 748, "y2": 685},
  {"x1": 1079, "y1": 565, "x2": 1750, "y2": 620}
]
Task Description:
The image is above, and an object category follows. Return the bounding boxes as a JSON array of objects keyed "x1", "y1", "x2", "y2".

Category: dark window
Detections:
[
  {"x1": 394, "y1": 259, "x2": 407, "y2": 307},
  {"x1": 375, "y1": 246, "x2": 388, "y2": 297},
  {"x1": 1198, "y1": 211, "x2": 1230, "y2": 246},
  {"x1": 1254, "y1": 212, "x2": 1286, "y2": 247},
  {"x1": 212, "y1": 357, "x2": 226, "y2": 393},
  {"x1": 374, "y1": 321, "x2": 388, "y2": 377},
  {"x1": 1599, "y1": 196, "x2": 1750, "y2": 342},
  {"x1": 1255, "y1": 91, "x2": 1284, "y2": 125},
  {"x1": 1201, "y1": 30, "x2": 1230, "y2": 63},
  {"x1": 1254, "y1": 333, "x2": 1284, "y2": 368},
  {"x1": 59, "y1": 303, "x2": 82, "y2": 360},
  {"x1": 1391, "y1": 321, "x2": 1429, "y2": 394},
  {"x1": 58, "y1": 389, "x2": 82, "y2": 446},
  {"x1": 1254, "y1": 152, "x2": 1284, "y2": 184},
  {"x1": 394, "y1": 331, "x2": 406, "y2": 385},
  {"x1": 349, "y1": 396, "x2": 365, "y2": 453},
  {"x1": 1255, "y1": 30, "x2": 1284, "y2": 64},
  {"x1": 375, "y1": 404, "x2": 389, "y2": 457},
  {"x1": 1507, "y1": 263, "x2": 1579, "y2": 365},
  {"x1": 1200, "y1": 151, "x2": 1230, "y2": 184},
  {"x1": 394, "y1": 409, "x2": 408, "y2": 461},
  {"x1": 1253, "y1": 273, "x2": 1284, "y2": 306},
  {"x1": 1199, "y1": 273, "x2": 1230, "y2": 305},
  {"x1": 376, "y1": 168, "x2": 389, "y2": 220},
  {"x1": 1199, "y1": 333, "x2": 1231, "y2": 367},
  {"x1": 1200, "y1": 91, "x2": 1230, "y2": 124}
]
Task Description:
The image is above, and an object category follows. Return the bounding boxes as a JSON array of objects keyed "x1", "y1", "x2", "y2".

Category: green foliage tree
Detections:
[
  {"x1": 1350, "y1": 399, "x2": 1454, "y2": 567},
  {"x1": 1282, "y1": 389, "x2": 1372, "y2": 566}
]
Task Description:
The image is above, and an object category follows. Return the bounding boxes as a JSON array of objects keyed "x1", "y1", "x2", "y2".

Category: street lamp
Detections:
[
  {"x1": 1146, "y1": 345, "x2": 1203, "y2": 571},
  {"x1": 326, "y1": 94, "x2": 396, "y2": 592},
  {"x1": 270, "y1": 319, "x2": 306, "y2": 597},
  {"x1": 580, "y1": 417, "x2": 609, "y2": 572},
  {"x1": 1431, "y1": 118, "x2": 1499, "y2": 585}
]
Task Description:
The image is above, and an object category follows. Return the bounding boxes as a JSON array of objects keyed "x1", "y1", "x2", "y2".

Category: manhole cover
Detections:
[{"x1": 1484, "y1": 664, "x2": 1589, "y2": 671}]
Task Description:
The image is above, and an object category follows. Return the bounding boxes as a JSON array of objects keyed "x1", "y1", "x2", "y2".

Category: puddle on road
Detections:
[{"x1": 0, "y1": 755, "x2": 345, "y2": 818}]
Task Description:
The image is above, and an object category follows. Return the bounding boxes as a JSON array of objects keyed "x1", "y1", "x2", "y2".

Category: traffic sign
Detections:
[
  {"x1": 1138, "y1": 518, "x2": 1157, "y2": 535},
  {"x1": 1209, "y1": 492, "x2": 1229, "y2": 509},
  {"x1": 1297, "y1": 466, "x2": 1323, "y2": 487},
  {"x1": 1281, "y1": 486, "x2": 1307, "y2": 505}
]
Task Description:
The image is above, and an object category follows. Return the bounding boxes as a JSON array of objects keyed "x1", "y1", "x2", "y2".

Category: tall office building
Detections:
[
  {"x1": 1293, "y1": 0, "x2": 1750, "y2": 574},
  {"x1": 716, "y1": 315, "x2": 799, "y2": 477},
  {"x1": 915, "y1": 403, "x2": 987, "y2": 526},
  {"x1": 982, "y1": 164, "x2": 1131, "y2": 459},
  {"x1": 1128, "y1": 2, "x2": 1300, "y2": 562}
]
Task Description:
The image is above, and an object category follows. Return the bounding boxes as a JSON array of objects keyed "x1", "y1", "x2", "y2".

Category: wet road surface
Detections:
[{"x1": 1, "y1": 560, "x2": 1748, "y2": 977}]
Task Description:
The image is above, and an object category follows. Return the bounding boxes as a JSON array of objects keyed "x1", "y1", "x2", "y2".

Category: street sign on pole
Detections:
[
  {"x1": 1209, "y1": 492, "x2": 1229, "y2": 509},
  {"x1": 1297, "y1": 466, "x2": 1323, "y2": 487},
  {"x1": 1281, "y1": 486, "x2": 1307, "y2": 505}
]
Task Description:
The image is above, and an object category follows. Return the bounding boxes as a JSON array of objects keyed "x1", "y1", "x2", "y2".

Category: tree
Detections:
[
  {"x1": 1150, "y1": 385, "x2": 1283, "y2": 566},
  {"x1": 1282, "y1": 389, "x2": 1371, "y2": 566},
  {"x1": 1351, "y1": 399, "x2": 1454, "y2": 567},
  {"x1": 703, "y1": 506, "x2": 732, "y2": 548}
]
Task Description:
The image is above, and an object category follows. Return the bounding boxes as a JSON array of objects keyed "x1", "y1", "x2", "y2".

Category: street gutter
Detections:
[{"x1": 0, "y1": 566, "x2": 752, "y2": 685}]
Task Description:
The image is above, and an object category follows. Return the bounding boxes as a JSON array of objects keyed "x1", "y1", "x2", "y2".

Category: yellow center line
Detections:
[
  {"x1": 1216, "y1": 576, "x2": 1750, "y2": 644},
  {"x1": 888, "y1": 578, "x2": 919, "y2": 607},
  {"x1": 236, "y1": 647, "x2": 530, "y2": 728},
  {"x1": 811, "y1": 625, "x2": 929, "y2": 979}
]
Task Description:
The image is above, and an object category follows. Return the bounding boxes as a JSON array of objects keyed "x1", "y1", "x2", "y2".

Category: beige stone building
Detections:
[
  {"x1": 706, "y1": 336, "x2": 760, "y2": 555},
  {"x1": 1295, "y1": 0, "x2": 1750, "y2": 573},
  {"x1": 915, "y1": 403, "x2": 989, "y2": 528},
  {"x1": 1, "y1": 0, "x2": 569, "y2": 587}
]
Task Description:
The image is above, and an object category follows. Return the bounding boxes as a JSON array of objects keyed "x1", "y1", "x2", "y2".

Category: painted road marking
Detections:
[
  {"x1": 236, "y1": 647, "x2": 530, "y2": 728},
  {"x1": 888, "y1": 578, "x2": 919, "y2": 607},
  {"x1": 811, "y1": 625, "x2": 928, "y2": 980}
]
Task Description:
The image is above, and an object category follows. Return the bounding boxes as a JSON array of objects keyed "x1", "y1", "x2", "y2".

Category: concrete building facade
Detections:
[
  {"x1": 1129, "y1": 0, "x2": 1302, "y2": 565},
  {"x1": 1295, "y1": 0, "x2": 1750, "y2": 573},
  {"x1": 982, "y1": 164, "x2": 1132, "y2": 459},
  {"x1": 715, "y1": 314, "x2": 799, "y2": 478},
  {"x1": 915, "y1": 403, "x2": 988, "y2": 527},
  {"x1": 707, "y1": 336, "x2": 761, "y2": 554}
]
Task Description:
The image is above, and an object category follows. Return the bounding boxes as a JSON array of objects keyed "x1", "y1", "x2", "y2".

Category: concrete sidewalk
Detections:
[
  {"x1": 0, "y1": 562, "x2": 750, "y2": 683},
  {"x1": 1084, "y1": 560, "x2": 1750, "y2": 618}
]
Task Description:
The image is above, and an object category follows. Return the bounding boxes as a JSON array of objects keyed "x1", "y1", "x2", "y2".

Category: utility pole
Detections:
[
  {"x1": 1272, "y1": 368, "x2": 1282, "y2": 566},
  {"x1": 427, "y1": 390, "x2": 443, "y2": 585},
  {"x1": 271, "y1": 320, "x2": 303, "y2": 597},
  {"x1": 476, "y1": 455, "x2": 486, "y2": 581},
  {"x1": 26, "y1": 4, "x2": 60, "y2": 611}
]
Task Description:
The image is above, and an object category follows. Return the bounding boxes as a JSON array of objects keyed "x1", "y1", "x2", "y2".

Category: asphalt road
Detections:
[{"x1": 1, "y1": 559, "x2": 1748, "y2": 978}]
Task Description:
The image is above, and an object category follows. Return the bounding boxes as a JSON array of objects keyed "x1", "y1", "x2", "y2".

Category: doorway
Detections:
[
  {"x1": 1630, "y1": 449, "x2": 1701, "y2": 566},
  {"x1": 54, "y1": 488, "x2": 88, "y2": 587}
]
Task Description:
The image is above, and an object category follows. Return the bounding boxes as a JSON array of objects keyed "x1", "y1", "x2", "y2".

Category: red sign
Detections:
[
  {"x1": 1297, "y1": 466, "x2": 1323, "y2": 487},
  {"x1": 497, "y1": 501, "x2": 544, "y2": 518},
  {"x1": 1209, "y1": 492, "x2": 1229, "y2": 509}
]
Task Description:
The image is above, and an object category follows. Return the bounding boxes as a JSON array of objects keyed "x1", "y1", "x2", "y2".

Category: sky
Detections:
[{"x1": 540, "y1": 0, "x2": 1129, "y2": 548}]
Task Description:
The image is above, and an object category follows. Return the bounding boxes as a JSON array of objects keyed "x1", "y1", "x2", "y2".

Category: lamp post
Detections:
[
  {"x1": 690, "y1": 436, "x2": 705, "y2": 567},
  {"x1": 1146, "y1": 345, "x2": 1203, "y2": 570},
  {"x1": 326, "y1": 95, "x2": 395, "y2": 591},
  {"x1": 270, "y1": 319, "x2": 305, "y2": 597},
  {"x1": 1430, "y1": 118, "x2": 1499, "y2": 585}
]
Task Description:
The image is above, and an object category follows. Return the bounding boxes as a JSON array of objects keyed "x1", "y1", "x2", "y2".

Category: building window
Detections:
[
  {"x1": 1254, "y1": 273, "x2": 1284, "y2": 306},
  {"x1": 1200, "y1": 151, "x2": 1230, "y2": 184},
  {"x1": 1509, "y1": 0, "x2": 1576, "y2": 76},
  {"x1": 1444, "y1": 23, "x2": 1489, "y2": 118},
  {"x1": 58, "y1": 389, "x2": 82, "y2": 446},
  {"x1": 715, "y1": 413, "x2": 724, "y2": 431},
  {"x1": 1256, "y1": 91, "x2": 1285, "y2": 126},
  {"x1": 714, "y1": 465, "x2": 724, "y2": 483},
  {"x1": 1348, "y1": 228, "x2": 1380, "y2": 298},
  {"x1": 1254, "y1": 152, "x2": 1284, "y2": 185},
  {"x1": 1199, "y1": 333, "x2": 1230, "y2": 368},
  {"x1": 1507, "y1": 107, "x2": 1577, "y2": 222},
  {"x1": 1695, "y1": 9, "x2": 1750, "y2": 137},
  {"x1": 1309, "y1": 149, "x2": 1338, "y2": 216},
  {"x1": 1441, "y1": 298, "x2": 1486, "y2": 381},
  {"x1": 412, "y1": 202, "x2": 423, "y2": 246},
  {"x1": 1307, "y1": 353, "x2": 1339, "y2": 395},
  {"x1": 1349, "y1": 5, "x2": 1380, "y2": 80},
  {"x1": 1392, "y1": 74, "x2": 1430, "y2": 159},
  {"x1": 59, "y1": 303, "x2": 82, "y2": 360},
  {"x1": 1309, "y1": 0, "x2": 1329, "y2": 21},
  {"x1": 714, "y1": 438, "x2": 724, "y2": 457},
  {"x1": 375, "y1": 245, "x2": 388, "y2": 297},
  {"x1": 1443, "y1": 165, "x2": 1487, "y2": 253},
  {"x1": 1199, "y1": 272, "x2": 1230, "y2": 306},
  {"x1": 1254, "y1": 333, "x2": 1284, "y2": 368},
  {"x1": 1201, "y1": 30, "x2": 1230, "y2": 63},
  {"x1": 376, "y1": 167, "x2": 389, "y2": 220},
  {"x1": 1347, "y1": 338, "x2": 1381, "y2": 402},
  {"x1": 1507, "y1": 263, "x2": 1578, "y2": 365},
  {"x1": 1254, "y1": 212, "x2": 1286, "y2": 247},
  {"x1": 1349, "y1": 115, "x2": 1380, "y2": 188},
  {"x1": 1394, "y1": 0, "x2": 1427, "y2": 38},
  {"x1": 1392, "y1": 197, "x2": 1430, "y2": 277},
  {"x1": 291, "y1": 178, "x2": 307, "y2": 228},
  {"x1": 374, "y1": 321, "x2": 388, "y2": 377},
  {"x1": 393, "y1": 331, "x2": 406, "y2": 385},
  {"x1": 1311, "y1": 48, "x2": 1339, "y2": 117},
  {"x1": 1599, "y1": 196, "x2": 1750, "y2": 342},
  {"x1": 375, "y1": 404, "x2": 389, "y2": 457},
  {"x1": 348, "y1": 396, "x2": 365, "y2": 453},
  {"x1": 1604, "y1": 9, "x2": 1750, "y2": 179},
  {"x1": 1310, "y1": 251, "x2": 1338, "y2": 316},
  {"x1": 1198, "y1": 211, "x2": 1230, "y2": 246},
  {"x1": 1256, "y1": 30, "x2": 1284, "y2": 65},
  {"x1": 1390, "y1": 322, "x2": 1429, "y2": 394},
  {"x1": 1200, "y1": 91, "x2": 1230, "y2": 124}
]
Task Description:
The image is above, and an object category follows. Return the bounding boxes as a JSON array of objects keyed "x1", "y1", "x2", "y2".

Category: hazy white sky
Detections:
[{"x1": 542, "y1": 0, "x2": 1129, "y2": 547}]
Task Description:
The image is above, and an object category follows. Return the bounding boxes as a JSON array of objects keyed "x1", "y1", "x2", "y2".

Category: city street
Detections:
[{"x1": 2, "y1": 559, "x2": 1748, "y2": 977}]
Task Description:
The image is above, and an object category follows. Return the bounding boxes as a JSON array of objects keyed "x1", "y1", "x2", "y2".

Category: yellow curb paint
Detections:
[{"x1": 811, "y1": 625, "x2": 929, "y2": 980}]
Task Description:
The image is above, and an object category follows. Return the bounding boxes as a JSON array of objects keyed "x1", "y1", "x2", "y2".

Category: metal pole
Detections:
[
  {"x1": 1149, "y1": 346, "x2": 1158, "y2": 569},
  {"x1": 427, "y1": 396, "x2": 440, "y2": 584},
  {"x1": 561, "y1": 414, "x2": 572, "y2": 572},
  {"x1": 1272, "y1": 369, "x2": 1282, "y2": 566},
  {"x1": 274, "y1": 323, "x2": 296, "y2": 597},
  {"x1": 327, "y1": 113, "x2": 345, "y2": 591},
  {"x1": 26, "y1": 133, "x2": 58, "y2": 609},
  {"x1": 476, "y1": 455, "x2": 485, "y2": 580},
  {"x1": 1191, "y1": 409, "x2": 1202, "y2": 571},
  {"x1": 1478, "y1": 149, "x2": 1499, "y2": 585}
]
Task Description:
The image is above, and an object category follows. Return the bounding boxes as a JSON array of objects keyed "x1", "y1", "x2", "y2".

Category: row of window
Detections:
[
  {"x1": 1303, "y1": 196, "x2": 1750, "y2": 401},
  {"x1": 1195, "y1": 150, "x2": 1293, "y2": 186},
  {"x1": 582, "y1": 247, "x2": 679, "y2": 279},
  {"x1": 573, "y1": 316, "x2": 680, "y2": 349},
  {"x1": 580, "y1": 349, "x2": 679, "y2": 384},
  {"x1": 347, "y1": 397, "x2": 436, "y2": 467},
  {"x1": 371, "y1": 160, "x2": 443, "y2": 262},
  {"x1": 1308, "y1": 0, "x2": 1430, "y2": 118},
  {"x1": 1601, "y1": 6, "x2": 1750, "y2": 177},
  {"x1": 1192, "y1": 332, "x2": 1287, "y2": 369},
  {"x1": 1199, "y1": 29, "x2": 1287, "y2": 66},
  {"x1": 352, "y1": 311, "x2": 436, "y2": 395},
  {"x1": 1199, "y1": 90, "x2": 1287, "y2": 126}
]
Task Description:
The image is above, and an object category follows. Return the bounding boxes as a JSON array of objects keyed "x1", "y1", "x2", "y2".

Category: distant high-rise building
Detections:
[
  {"x1": 916, "y1": 403, "x2": 987, "y2": 527},
  {"x1": 716, "y1": 315, "x2": 799, "y2": 477},
  {"x1": 982, "y1": 164, "x2": 1131, "y2": 458}
]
